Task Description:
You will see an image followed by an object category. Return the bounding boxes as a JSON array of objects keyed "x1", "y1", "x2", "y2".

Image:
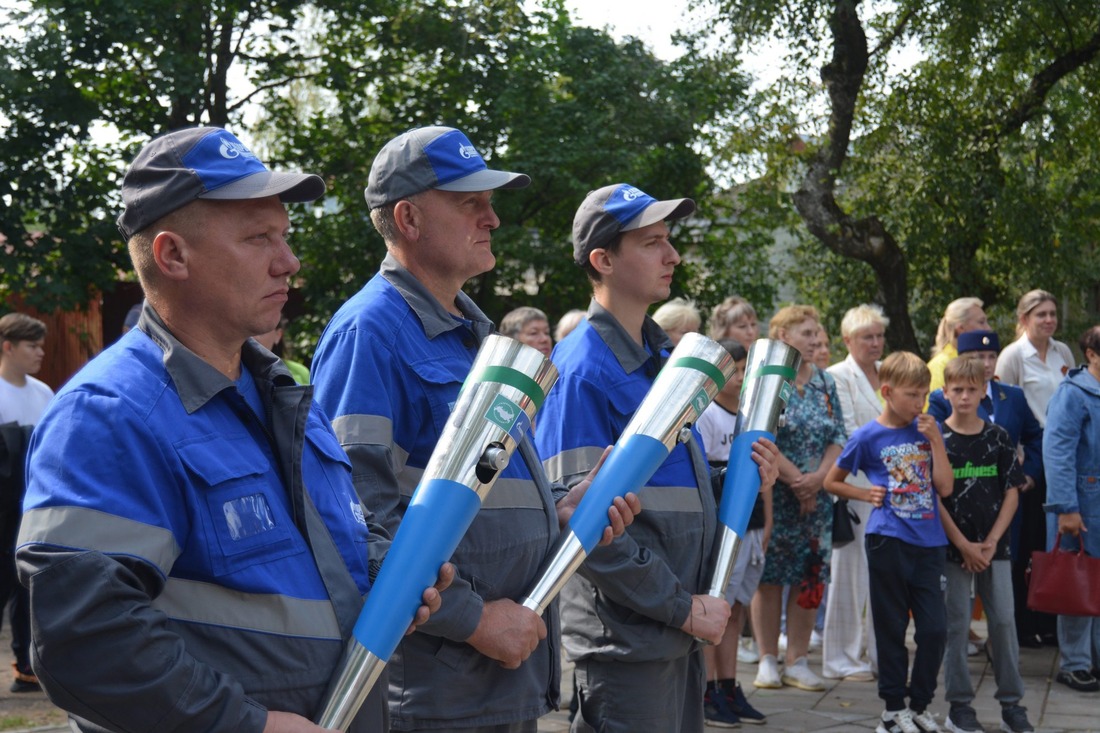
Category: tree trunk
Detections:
[{"x1": 791, "y1": 0, "x2": 920, "y2": 353}]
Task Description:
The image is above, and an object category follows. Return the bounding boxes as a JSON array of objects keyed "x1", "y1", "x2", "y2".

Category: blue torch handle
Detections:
[
  {"x1": 717, "y1": 430, "x2": 773, "y2": 535},
  {"x1": 351, "y1": 478, "x2": 481, "y2": 661},
  {"x1": 569, "y1": 433, "x2": 670, "y2": 554}
]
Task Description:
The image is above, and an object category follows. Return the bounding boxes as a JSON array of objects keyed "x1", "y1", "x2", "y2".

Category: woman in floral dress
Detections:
[{"x1": 751, "y1": 305, "x2": 847, "y2": 693}]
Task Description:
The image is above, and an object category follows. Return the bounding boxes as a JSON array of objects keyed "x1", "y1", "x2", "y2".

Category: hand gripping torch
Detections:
[
  {"x1": 519, "y1": 332, "x2": 735, "y2": 616},
  {"x1": 315, "y1": 335, "x2": 557, "y2": 731},
  {"x1": 703, "y1": 338, "x2": 801, "y2": 599}
]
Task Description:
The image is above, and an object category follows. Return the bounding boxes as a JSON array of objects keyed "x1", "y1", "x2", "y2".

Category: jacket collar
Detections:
[
  {"x1": 585, "y1": 299, "x2": 672, "y2": 374},
  {"x1": 136, "y1": 302, "x2": 293, "y2": 414},
  {"x1": 379, "y1": 253, "x2": 494, "y2": 342}
]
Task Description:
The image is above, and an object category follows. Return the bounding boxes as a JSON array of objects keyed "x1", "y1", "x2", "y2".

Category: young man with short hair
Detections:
[
  {"x1": 535, "y1": 183, "x2": 779, "y2": 733},
  {"x1": 0, "y1": 314, "x2": 52, "y2": 427}
]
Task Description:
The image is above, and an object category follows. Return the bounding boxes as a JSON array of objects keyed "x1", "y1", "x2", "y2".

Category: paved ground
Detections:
[
  {"x1": 2, "y1": 619, "x2": 1098, "y2": 732},
  {"x1": 539, "y1": 620, "x2": 1100, "y2": 733}
]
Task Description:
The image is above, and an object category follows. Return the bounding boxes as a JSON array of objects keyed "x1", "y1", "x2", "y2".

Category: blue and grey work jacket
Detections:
[{"x1": 17, "y1": 306, "x2": 376, "y2": 732}]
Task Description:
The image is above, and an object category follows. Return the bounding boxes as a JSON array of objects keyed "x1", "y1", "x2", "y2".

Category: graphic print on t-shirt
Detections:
[{"x1": 880, "y1": 440, "x2": 935, "y2": 520}]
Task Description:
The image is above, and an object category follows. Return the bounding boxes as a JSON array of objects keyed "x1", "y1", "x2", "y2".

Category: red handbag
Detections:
[{"x1": 1027, "y1": 533, "x2": 1100, "y2": 616}]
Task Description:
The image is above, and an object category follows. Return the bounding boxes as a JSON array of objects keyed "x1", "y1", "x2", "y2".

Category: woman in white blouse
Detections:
[
  {"x1": 996, "y1": 290, "x2": 1074, "y2": 426},
  {"x1": 821, "y1": 304, "x2": 888, "y2": 681}
]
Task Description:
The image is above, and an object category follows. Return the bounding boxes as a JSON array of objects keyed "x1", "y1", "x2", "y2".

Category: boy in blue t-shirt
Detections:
[{"x1": 825, "y1": 352, "x2": 954, "y2": 733}]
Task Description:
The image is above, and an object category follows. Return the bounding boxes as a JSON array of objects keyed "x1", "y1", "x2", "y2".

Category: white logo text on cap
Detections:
[
  {"x1": 458, "y1": 143, "x2": 479, "y2": 160},
  {"x1": 219, "y1": 138, "x2": 257, "y2": 160},
  {"x1": 621, "y1": 186, "x2": 644, "y2": 201}
]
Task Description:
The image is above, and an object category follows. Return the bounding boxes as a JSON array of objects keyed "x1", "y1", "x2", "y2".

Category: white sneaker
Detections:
[
  {"x1": 912, "y1": 709, "x2": 943, "y2": 732},
  {"x1": 809, "y1": 629, "x2": 823, "y2": 651},
  {"x1": 753, "y1": 654, "x2": 782, "y2": 689},
  {"x1": 780, "y1": 656, "x2": 825, "y2": 691},
  {"x1": 738, "y1": 637, "x2": 760, "y2": 664},
  {"x1": 876, "y1": 708, "x2": 921, "y2": 733}
]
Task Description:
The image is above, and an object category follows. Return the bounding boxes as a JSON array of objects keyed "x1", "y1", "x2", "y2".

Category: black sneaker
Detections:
[
  {"x1": 10, "y1": 673, "x2": 40, "y2": 693},
  {"x1": 704, "y1": 686, "x2": 741, "y2": 728},
  {"x1": 726, "y1": 680, "x2": 766, "y2": 725},
  {"x1": 1056, "y1": 669, "x2": 1100, "y2": 692},
  {"x1": 999, "y1": 704, "x2": 1033, "y2": 733},
  {"x1": 945, "y1": 705, "x2": 984, "y2": 733}
]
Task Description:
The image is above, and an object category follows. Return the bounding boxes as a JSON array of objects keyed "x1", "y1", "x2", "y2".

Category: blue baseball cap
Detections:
[
  {"x1": 572, "y1": 183, "x2": 695, "y2": 265},
  {"x1": 364, "y1": 126, "x2": 530, "y2": 209},
  {"x1": 117, "y1": 127, "x2": 325, "y2": 240}
]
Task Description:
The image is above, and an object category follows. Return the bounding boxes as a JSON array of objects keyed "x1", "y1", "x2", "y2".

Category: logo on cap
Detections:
[
  {"x1": 621, "y1": 186, "x2": 643, "y2": 201},
  {"x1": 218, "y1": 137, "x2": 256, "y2": 161},
  {"x1": 458, "y1": 142, "x2": 479, "y2": 160}
]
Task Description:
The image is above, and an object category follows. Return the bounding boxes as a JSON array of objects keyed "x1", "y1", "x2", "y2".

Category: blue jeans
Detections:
[{"x1": 866, "y1": 534, "x2": 946, "y2": 712}]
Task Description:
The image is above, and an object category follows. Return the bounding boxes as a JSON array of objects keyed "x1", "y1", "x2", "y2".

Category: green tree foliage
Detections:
[
  {"x1": 0, "y1": 0, "x2": 319, "y2": 309},
  {"x1": 271, "y1": 0, "x2": 760, "y2": 348},
  {"x1": 700, "y1": 0, "x2": 1100, "y2": 353},
  {"x1": 2, "y1": 0, "x2": 762, "y2": 354}
]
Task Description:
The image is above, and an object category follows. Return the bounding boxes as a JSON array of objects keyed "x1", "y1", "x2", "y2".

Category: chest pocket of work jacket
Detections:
[
  {"x1": 302, "y1": 423, "x2": 371, "y2": 563},
  {"x1": 177, "y1": 433, "x2": 304, "y2": 578},
  {"x1": 408, "y1": 356, "x2": 468, "y2": 440}
]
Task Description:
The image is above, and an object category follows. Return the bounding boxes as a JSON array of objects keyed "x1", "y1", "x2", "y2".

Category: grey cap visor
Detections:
[
  {"x1": 200, "y1": 170, "x2": 326, "y2": 203},
  {"x1": 435, "y1": 168, "x2": 531, "y2": 193},
  {"x1": 366, "y1": 164, "x2": 530, "y2": 207},
  {"x1": 624, "y1": 198, "x2": 695, "y2": 230}
]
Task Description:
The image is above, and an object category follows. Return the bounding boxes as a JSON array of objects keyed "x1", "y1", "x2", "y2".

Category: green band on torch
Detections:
[
  {"x1": 668, "y1": 356, "x2": 727, "y2": 390},
  {"x1": 468, "y1": 366, "x2": 546, "y2": 410},
  {"x1": 750, "y1": 364, "x2": 798, "y2": 381}
]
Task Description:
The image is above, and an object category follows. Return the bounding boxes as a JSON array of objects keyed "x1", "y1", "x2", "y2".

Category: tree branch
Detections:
[
  {"x1": 999, "y1": 27, "x2": 1100, "y2": 137},
  {"x1": 226, "y1": 73, "x2": 321, "y2": 113},
  {"x1": 868, "y1": 5, "x2": 917, "y2": 60}
]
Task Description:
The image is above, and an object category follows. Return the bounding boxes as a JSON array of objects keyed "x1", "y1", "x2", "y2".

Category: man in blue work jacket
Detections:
[
  {"x1": 312, "y1": 126, "x2": 640, "y2": 732},
  {"x1": 535, "y1": 183, "x2": 779, "y2": 733},
  {"x1": 16, "y1": 127, "x2": 451, "y2": 733}
]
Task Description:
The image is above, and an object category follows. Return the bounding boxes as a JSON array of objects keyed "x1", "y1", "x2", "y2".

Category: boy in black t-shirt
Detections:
[{"x1": 939, "y1": 357, "x2": 1033, "y2": 733}]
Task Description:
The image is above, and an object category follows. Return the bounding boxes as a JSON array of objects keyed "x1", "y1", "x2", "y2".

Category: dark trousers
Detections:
[
  {"x1": 866, "y1": 534, "x2": 946, "y2": 712},
  {"x1": 1010, "y1": 477, "x2": 1057, "y2": 641},
  {"x1": 572, "y1": 652, "x2": 704, "y2": 733},
  {"x1": 0, "y1": 510, "x2": 33, "y2": 675}
]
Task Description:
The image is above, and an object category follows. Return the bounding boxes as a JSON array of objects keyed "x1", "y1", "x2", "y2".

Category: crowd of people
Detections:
[{"x1": 0, "y1": 123, "x2": 1097, "y2": 733}]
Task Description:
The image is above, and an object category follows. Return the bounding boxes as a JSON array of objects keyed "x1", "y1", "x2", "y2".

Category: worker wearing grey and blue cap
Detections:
[{"x1": 312, "y1": 126, "x2": 640, "y2": 732}]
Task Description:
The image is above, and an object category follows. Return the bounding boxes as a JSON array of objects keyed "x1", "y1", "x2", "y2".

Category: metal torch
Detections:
[
  {"x1": 704, "y1": 338, "x2": 801, "y2": 599},
  {"x1": 519, "y1": 331, "x2": 735, "y2": 616},
  {"x1": 315, "y1": 335, "x2": 557, "y2": 731}
]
